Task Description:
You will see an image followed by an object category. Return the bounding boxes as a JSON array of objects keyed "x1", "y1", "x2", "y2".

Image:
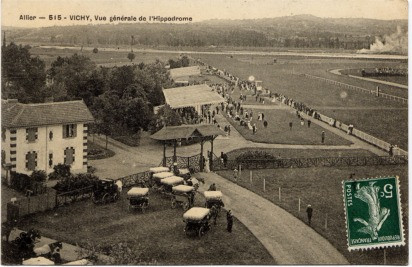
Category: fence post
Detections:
[
  {"x1": 278, "y1": 187, "x2": 281, "y2": 202},
  {"x1": 325, "y1": 213, "x2": 328, "y2": 230},
  {"x1": 239, "y1": 164, "x2": 242, "y2": 177},
  {"x1": 298, "y1": 198, "x2": 301, "y2": 212},
  {"x1": 263, "y1": 179, "x2": 266, "y2": 192},
  {"x1": 250, "y1": 171, "x2": 252, "y2": 184}
]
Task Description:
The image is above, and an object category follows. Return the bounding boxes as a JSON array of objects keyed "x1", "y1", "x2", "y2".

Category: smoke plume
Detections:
[{"x1": 357, "y1": 26, "x2": 408, "y2": 54}]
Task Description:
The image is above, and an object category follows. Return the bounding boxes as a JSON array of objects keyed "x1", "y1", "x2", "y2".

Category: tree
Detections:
[
  {"x1": 93, "y1": 47, "x2": 98, "y2": 53},
  {"x1": 31, "y1": 170, "x2": 47, "y2": 183},
  {"x1": 127, "y1": 52, "x2": 135, "y2": 62},
  {"x1": 1, "y1": 42, "x2": 47, "y2": 103}
]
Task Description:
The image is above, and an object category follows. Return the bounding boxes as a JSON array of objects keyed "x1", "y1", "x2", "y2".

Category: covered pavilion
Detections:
[
  {"x1": 150, "y1": 124, "x2": 226, "y2": 171},
  {"x1": 163, "y1": 84, "x2": 225, "y2": 115}
]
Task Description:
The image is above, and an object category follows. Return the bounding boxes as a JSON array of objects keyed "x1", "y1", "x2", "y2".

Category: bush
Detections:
[
  {"x1": 31, "y1": 170, "x2": 47, "y2": 183},
  {"x1": 10, "y1": 172, "x2": 31, "y2": 192},
  {"x1": 93, "y1": 47, "x2": 98, "y2": 53},
  {"x1": 53, "y1": 173, "x2": 99, "y2": 193},
  {"x1": 48, "y1": 164, "x2": 71, "y2": 180}
]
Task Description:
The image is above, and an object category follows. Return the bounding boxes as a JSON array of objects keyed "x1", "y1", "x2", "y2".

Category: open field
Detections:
[
  {"x1": 29, "y1": 47, "x2": 180, "y2": 68},
  {"x1": 217, "y1": 164, "x2": 408, "y2": 265},
  {"x1": 225, "y1": 108, "x2": 352, "y2": 145},
  {"x1": 197, "y1": 54, "x2": 408, "y2": 150},
  {"x1": 16, "y1": 190, "x2": 275, "y2": 265}
]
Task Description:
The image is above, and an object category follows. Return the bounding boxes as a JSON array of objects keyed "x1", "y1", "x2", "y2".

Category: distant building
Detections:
[{"x1": 1, "y1": 99, "x2": 94, "y2": 175}]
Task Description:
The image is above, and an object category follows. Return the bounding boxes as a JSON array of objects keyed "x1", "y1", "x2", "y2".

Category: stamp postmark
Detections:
[{"x1": 343, "y1": 176, "x2": 405, "y2": 251}]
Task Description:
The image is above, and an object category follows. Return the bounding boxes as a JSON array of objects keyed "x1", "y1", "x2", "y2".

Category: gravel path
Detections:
[{"x1": 196, "y1": 172, "x2": 349, "y2": 264}]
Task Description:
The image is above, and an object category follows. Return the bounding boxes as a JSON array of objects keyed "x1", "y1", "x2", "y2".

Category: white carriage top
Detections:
[
  {"x1": 23, "y1": 257, "x2": 55, "y2": 265},
  {"x1": 127, "y1": 187, "x2": 149, "y2": 196},
  {"x1": 149, "y1": 166, "x2": 170, "y2": 173},
  {"x1": 179, "y1": 168, "x2": 190, "y2": 175},
  {"x1": 172, "y1": 184, "x2": 194, "y2": 193},
  {"x1": 63, "y1": 259, "x2": 92, "y2": 265},
  {"x1": 204, "y1": 191, "x2": 223, "y2": 200},
  {"x1": 153, "y1": 172, "x2": 174, "y2": 179},
  {"x1": 183, "y1": 207, "x2": 210, "y2": 220},
  {"x1": 161, "y1": 176, "x2": 184, "y2": 185}
]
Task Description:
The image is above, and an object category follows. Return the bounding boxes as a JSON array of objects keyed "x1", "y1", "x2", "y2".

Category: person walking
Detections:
[
  {"x1": 321, "y1": 131, "x2": 325, "y2": 144},
  {"x1": 228, "y1": 125, "x2": 231, "y2": 136},
  {"x1": 307, "y1": 119, "x2": 311, "y2": 128},
  {"x1": 227, "y1": 210, "x2": 233, "y2": 233},
  {"x1": 223, "y1": 153, "x2": 228, "y2": 167},
  {"x1": 233, "y1": 168, "x2": 238, "y2": 181},
  {"x1": 389, "y1": 144, "x2": 394, "y2": 157},
  {"x1": 289, "y1": 122, "x2": 293, "y2": 131},
  {"x1": 306, "y1": 205, "x2": 313, "y2": 226},
  {"x1": 263, "y1": 120, "x2": 268, "y2": 128}
]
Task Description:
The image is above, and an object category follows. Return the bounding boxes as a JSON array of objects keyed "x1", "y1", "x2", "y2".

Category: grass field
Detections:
[
  {"x1": 197, "y1": 54, "x2": 408, "y2": 151},
  {"x1": 217, "y1": 164, "x2": 408, "y2": 265},
  {"x1": 16, "y1": 190, "x2": 275, "y2": 265},
  {"x1": 225, "y1": 108, "x2": 352, "y2": 145}
]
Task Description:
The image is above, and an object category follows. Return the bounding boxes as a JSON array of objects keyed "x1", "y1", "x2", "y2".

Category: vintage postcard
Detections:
[{"x1": 1, "y1": 0, "x2": 408, "y2": 265}]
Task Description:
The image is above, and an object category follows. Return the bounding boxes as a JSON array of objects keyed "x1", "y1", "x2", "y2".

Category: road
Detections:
[{"x1": 196, "y1": 172, "x2": 348, "y2": 264}]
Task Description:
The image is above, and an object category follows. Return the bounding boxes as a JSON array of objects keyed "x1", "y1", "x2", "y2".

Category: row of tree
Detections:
[{"x1": 2, "y1": 42, "x2": 177, "y2": 140}]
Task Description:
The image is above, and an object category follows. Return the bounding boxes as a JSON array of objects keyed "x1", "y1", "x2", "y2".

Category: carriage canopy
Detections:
[
  {"x1": 149, "y1": 166, "x2": 170, "y2": 173},
  {"x1": 127, "y1": 187, "x2": 149, "y2": 197},
  {"x1": 172, "y1": 185, "x2": 194, "y2": 193},
  {"x1": 153, "y1": 172, "x2": 174, "y2": 179},
  {"x1": 183, "y1": 207, "x2": 210, "y2": 220},
  {"x1": 161, "y1": 176, "x2": 184, "y2": 186},
  {"x1": 204, "y1": 191, "x2": 223, "y2": 200}
]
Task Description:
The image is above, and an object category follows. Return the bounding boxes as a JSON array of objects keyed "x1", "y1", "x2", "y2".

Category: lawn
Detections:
[
  {"x1": 225, "y1": 108, "x2": 352, "y2": 145},
  {"x1": 88, "y1": 141, "x2": 115, "y2": 160},
  {"x1": 16, "y1": 189, "x2": 275, "y2": 265},
  {"x1": 217, "y1": 164, "x2": 408, "y2": 265},
  {"x1": 197, "y1": 54, "x2": 408, "y2": 151}
]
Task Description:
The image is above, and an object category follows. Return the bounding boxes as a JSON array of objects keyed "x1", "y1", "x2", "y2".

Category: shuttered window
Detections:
[
  {"x1": 25, "y1": 151, "x2": 37, "y2": 171},
  {"x1": 64, "y1": 147, "x2": 75, "y2": 165},
  {"x1": 49, "y1": 153, "x2": 53, "y2": 167},
  {"x1": 26, "y1": 128, "x2": 38, "y2": 142},
  {"x1": 63, "y1": 124, "x2": 77, "y2": 138}
]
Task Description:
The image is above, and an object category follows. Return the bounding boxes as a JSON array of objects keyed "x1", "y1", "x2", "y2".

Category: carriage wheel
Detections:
[
  {"x1": 102, "y1": 193, "x2": 110, "y2": 204},
  {"x1": 92, "y1": 193, "x2": 99, "y2": 204},
  {"x1": 141, "y1": 202, "x2": 148, "y2": 213},
  {"x1": 183, "y1": 202, "x2": 189, "y2": 211},
  {"x1": 113, "y1": 192, "x2": 119, "y2": 201},
  {"x1": 171, "y1": 199, "x2": 177, "y2": 209},
  {"x1": 198, "y1": 226, "x2": 205, "y2": 237}
]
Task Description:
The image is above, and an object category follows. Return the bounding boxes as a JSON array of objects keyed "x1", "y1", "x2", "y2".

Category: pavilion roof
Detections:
[
  {"x1": 150, "y1": 124, "x2": 226, "y2": 141},
  {"x1": 163, "y1": 84, "x2": 224, "y2": 109},
  {"x1": 169, "y1": 66, "x2": 201, "y2": 79}
]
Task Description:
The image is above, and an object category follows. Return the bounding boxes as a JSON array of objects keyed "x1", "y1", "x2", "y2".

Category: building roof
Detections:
[
  {"x1": 169, "y1": 66, "x2": 201, "y2": 79},
  {"x1": 150, "y1": 124, "x2": 226, "y2": 141},
  {"x1": 163, "y1": 84, "x2": 224, "y2": 109},
  {"x1": 2, "y1": 100, "x2": 95, "y2": 128}
]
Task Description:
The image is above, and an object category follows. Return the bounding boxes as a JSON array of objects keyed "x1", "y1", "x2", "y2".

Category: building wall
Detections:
[{"x1": 8, "y1": 123, "x2": 88, "y2": 175}]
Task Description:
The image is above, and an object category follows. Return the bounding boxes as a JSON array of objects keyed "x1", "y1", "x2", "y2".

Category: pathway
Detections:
[
  {"x1": 196, "y1": 172, "x2": 349, "y2": 264},
  {"x1": 330, "y1": 69, "x2": 408, "y2": 89}
]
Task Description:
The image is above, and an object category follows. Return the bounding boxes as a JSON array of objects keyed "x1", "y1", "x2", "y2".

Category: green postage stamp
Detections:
[{"x1": 343, "y1": 176, "x2": 405, "y2": 251}]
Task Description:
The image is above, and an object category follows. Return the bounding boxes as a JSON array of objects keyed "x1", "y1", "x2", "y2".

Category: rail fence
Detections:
[
  {"x1": 163, "y1": 154, "x2": 407, "y2": 172},
  {"x1": 303, "y1": 74, "x2": 408, "y2": 104}
]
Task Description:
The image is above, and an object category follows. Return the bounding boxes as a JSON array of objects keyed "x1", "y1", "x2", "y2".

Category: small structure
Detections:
[
  {"x1": 150, "y1": 124, "x2": 225, "y2": 171},
  {"x1": 163, "y1": 84, "x2": 224, "y2": 115}
]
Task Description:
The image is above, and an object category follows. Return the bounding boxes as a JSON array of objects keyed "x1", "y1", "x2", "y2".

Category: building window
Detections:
[
  {"x1": 49, "y1": 153, "x2": 53, "y2": 167},
  {"x1": 26, "y1": 128, "x2": 38, "y2": 142},
  {"x1": 1, "y1": 150, "x2": 5, "y2": 165},
  {"x1": 25, "y1": 151, "x2": 37, "y2": 171},
  {"x1": 49, "y1": 131, "x2": 54, "y2": 141},
  {"x1": 63, "y1": 124, "x2": 77, "y2": 138},
  {"x1": 64, "y1": 147, "x2": 75, "y2": 165}
]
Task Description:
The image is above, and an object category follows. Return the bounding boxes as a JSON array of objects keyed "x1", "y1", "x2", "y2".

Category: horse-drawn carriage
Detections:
[
  {"x1": 149, "y1": 166, "x2": 170, "y2": 176},
  {"x1": 171, "y1": 185, "x2": 195, "y2": 210},
  {"x1": 159, "y1": 176, "x2": 184, "y2": 196},
  {"x1": 127, "y1": 187, "x2": 149, "y2": 212},
  {"x1": 204, "y1": 191, "x2": 224, "y2": 213},
  {"x1": 183, "y1": 207, "x2": 211, "y2": 237},
  {"x1": 152, "y1": 172, "x2": 174, "y2": 189},
  {"x1": 92, "y1": 179, "x2": 120, "y2": 204}
]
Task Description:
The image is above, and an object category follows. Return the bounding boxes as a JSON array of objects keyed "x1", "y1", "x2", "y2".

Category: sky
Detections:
[{"x1": 1, "y1": 0, "x2": 409, "y2": 28}]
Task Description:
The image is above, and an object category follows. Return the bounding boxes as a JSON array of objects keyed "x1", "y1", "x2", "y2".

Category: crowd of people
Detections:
[{"x1": 362, "y1": 67, "x2": 408, "y2": 77}]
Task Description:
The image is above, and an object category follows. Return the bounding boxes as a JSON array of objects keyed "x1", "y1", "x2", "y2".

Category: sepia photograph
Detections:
[{"x1": 0, "y1": 0, "x2": 408, "y2": 265}]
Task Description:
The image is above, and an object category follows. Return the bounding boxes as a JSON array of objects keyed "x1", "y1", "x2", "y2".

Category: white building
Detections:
[{"x1": 1, "y1": 99, "x2": 94, "y2": 175}]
